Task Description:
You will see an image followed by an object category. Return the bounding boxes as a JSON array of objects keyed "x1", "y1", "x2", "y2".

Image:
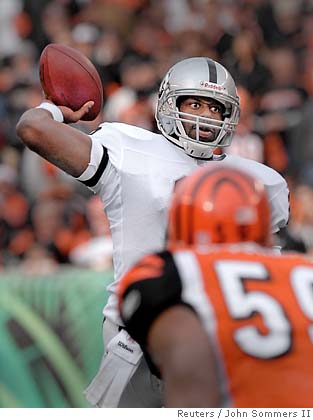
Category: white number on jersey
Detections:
[{"x1": 215, "y1": 261, "x2": 313, "y2": 358}]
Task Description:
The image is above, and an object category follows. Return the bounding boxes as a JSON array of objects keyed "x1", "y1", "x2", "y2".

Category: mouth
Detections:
[{"x1": 194, "y1": 126, "x2": 216, "y2": 141}]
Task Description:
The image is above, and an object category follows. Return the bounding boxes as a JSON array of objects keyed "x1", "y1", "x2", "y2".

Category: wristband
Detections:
[{"x1": 36, "y1": 102, "x2": 64, "y2": 123}]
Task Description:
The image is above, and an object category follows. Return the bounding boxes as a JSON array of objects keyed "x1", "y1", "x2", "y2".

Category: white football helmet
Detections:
[{"x1": 156, "y1": 57, "x2": 240, "y2": 159}]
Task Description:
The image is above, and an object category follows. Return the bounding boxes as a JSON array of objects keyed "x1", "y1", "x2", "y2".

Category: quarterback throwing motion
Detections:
[{"x1": 17, "y1": 55, "x2": 289, "y2": 407}]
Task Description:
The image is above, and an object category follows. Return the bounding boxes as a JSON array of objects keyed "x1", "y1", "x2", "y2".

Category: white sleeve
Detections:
[
  {"x1": 267, "y1": 183, "x2": 290, "y2": 233},
  {"x1": 224, "y1": 155, "x2": 290, "y2": 234},
  {"x1": 75, "y1": 123, "x2": 122, "y2": 193},
  {"x1": 76, "y1": 138, "x2": 106, "y2": 183}
]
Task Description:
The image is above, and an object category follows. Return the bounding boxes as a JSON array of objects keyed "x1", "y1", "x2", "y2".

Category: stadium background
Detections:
[{"x1": 1, "y1": 0, "x2": 313, "y2": 407}]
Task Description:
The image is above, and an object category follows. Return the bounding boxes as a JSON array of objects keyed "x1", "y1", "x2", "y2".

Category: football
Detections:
[{"x1": 39, "y1": 43, "x2": 103, "y2": 121}]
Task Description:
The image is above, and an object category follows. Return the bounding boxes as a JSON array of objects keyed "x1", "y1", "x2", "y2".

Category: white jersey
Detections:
[{"x1": 81, "y1": 122, "x2": 289, "y2": 325}]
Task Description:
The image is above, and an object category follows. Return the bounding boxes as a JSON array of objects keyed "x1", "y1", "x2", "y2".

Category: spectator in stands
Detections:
[
  {"x1": 223, "y1": 30, "x2": 271, "y2": 96},
  {"x1": 0, "y1": 0, "x2": 312, "y2": 274}
]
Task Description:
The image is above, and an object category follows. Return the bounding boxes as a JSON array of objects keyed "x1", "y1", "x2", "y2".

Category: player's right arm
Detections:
[{"x1": 16, "y1": 100, "x2": 94, "y2": 178}]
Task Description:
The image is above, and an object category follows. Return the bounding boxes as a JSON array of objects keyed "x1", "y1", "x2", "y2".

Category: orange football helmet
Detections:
[{"x1": 168, "y1": 165, "x2": 272, "y2": 247}]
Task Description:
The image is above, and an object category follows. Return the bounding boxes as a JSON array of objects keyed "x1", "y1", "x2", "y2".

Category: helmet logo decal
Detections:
[
  {"x1": 200, "y1": 81, "x2": 226, "y2": 91},
  {"x1": 168, "y1": 98, "x2": 174, "y2": 108}
]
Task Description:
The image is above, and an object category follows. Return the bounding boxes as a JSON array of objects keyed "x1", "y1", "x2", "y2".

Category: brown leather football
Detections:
[{"x1": 39, "y1": 43, "x2": 103, "y2": 121}]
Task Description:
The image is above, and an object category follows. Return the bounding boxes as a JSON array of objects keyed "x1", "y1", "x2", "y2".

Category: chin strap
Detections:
[
  {"x1": 181, "y1": 138, "x2": 227, "y2": 161},
  {"x1": 212, "y1": 153, "x2": 227, "y2": 161},
  {"x1": 181, "y1": 138, "x2": 214, "y2": 159}
]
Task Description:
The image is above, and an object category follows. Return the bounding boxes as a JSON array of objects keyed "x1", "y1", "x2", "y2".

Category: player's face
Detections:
[{"x1": 178, "y1": 97, "x2": 224, "y2": 142}]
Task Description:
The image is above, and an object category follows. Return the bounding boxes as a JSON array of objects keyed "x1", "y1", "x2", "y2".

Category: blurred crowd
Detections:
[{"x1": 1, "y1": 0, "x2": 313, "y2": 273}]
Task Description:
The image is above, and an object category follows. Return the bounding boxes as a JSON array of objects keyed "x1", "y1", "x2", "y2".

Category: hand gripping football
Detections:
[{"x1": 39, "y1": 43, "x2": 103, "y2": 121}]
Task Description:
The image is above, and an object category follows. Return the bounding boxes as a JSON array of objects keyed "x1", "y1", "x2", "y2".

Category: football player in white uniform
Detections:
[{"x1": 16, "y1": 56, "x2": 289, "y2": 407}]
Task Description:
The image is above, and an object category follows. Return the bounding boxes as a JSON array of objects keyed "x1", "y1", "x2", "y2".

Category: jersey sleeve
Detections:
[
  {"x1": 224, "y1": 155, "x2": 290, "y2": 233},
  {"x1": 118, "y1": 250, "x2": 184, "y2": 348},
  {"x1": 76, "y1": 122, "x2": 123, "y2": 194},
  {"x1": 267, "y1": 183, "x2": 290, "y2": 232}
]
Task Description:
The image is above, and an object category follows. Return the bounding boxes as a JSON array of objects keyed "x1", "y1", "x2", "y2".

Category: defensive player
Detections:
[
  {"x1": 16, "y1": 57, "x2": 289, "y2": 407},
  {"x1": 119, "y1": 165, "x2": 313, "y2": 407}
]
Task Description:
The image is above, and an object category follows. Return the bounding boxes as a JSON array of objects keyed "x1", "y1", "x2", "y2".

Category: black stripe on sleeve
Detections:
[
  {"x1": 88, "y1": 126, "x2": 102, "y2": 135},
  {"x1": 207, "y1": 58, "x2": 217, "y2": 83},
  {"x1": 80, "y1": 145, "x2": 109, "y2": 187}
]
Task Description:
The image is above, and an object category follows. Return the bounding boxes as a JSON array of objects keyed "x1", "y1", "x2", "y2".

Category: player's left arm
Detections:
[
  {"x1": 119, "y1": 251, "x2": 221, "y2": 407},
  {"x1": 147, "y1": 305, "x2": 220, "y2": 408},
  {"x1": 269, "y1": 183, "x2": 290, "y2": 233},
  {"x1": 118, "y1": 251, "x2": 182, "y2": 348}
]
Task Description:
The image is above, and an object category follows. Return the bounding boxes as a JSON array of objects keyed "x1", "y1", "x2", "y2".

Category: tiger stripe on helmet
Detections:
[{"x1": 168, "y1": 165, "x2": 272, "y2": 248}]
